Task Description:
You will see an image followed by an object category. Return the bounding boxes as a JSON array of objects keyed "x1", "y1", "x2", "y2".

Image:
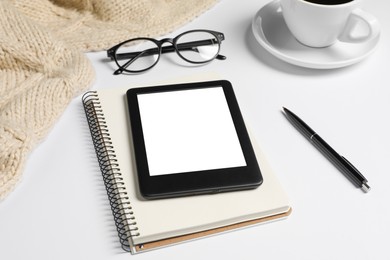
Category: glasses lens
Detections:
[
  {"x1": 175, "y1": 31, "x2": 220, "y2": 63},
  {"x1": 115, "y1": 39, "x2": 160, "y2": 72}
]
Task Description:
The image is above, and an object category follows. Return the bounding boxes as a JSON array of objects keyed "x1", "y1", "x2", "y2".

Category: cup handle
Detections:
[{"x1": 338, "y1": 9, "x2": 380, "y2": 43}]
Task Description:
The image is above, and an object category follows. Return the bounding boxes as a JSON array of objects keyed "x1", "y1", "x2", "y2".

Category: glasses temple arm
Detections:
[
  {"x1": 113, "y1": 50, "x2": 147, "y2": 75},
  {"x1": 167, "y1": 40, "x2": 226, "y2": 60}
]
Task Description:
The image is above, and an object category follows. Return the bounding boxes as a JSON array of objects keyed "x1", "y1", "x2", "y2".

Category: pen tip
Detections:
[{"x1": 362, "y1": 183, "x2": 371, "y2": 193}]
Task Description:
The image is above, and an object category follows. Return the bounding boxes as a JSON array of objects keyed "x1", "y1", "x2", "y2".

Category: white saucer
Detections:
[{"x1": 251, "y1": 0, "x2": 380, "y2": 69}]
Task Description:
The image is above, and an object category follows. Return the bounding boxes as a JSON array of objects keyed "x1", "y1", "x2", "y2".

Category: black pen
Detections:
[{"x1": 283, "y1": 107, "x2": 370, "y2": 192}]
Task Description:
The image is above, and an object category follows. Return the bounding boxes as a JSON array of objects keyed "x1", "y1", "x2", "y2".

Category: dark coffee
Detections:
[{"x1": 304, "y1": 0, "x2": 353, "y2": 5}]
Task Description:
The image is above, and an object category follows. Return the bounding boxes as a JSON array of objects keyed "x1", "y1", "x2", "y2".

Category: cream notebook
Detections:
[{"x1": 82, "y1": 78, "x2": 291, "y2": 254}]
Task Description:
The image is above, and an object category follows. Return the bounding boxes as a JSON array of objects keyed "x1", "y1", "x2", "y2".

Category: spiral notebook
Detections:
[{"x1": 82, "y1": 78, "x2": 291, "y2": 254}]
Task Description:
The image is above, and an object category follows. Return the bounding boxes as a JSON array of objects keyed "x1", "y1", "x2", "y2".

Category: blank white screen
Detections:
[{"x1": 137, "y1": 87, "x2": 247, "y2": 176}]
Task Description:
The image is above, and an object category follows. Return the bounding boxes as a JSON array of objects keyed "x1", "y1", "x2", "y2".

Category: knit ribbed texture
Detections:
[{"x1": 0, "y1": 0, "x2": 219, "y2": 200}]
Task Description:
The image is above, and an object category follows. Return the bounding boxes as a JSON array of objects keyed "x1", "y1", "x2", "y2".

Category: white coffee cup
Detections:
[{"x1": 280, "y1": 0, "x2": 380, "y2": 48}]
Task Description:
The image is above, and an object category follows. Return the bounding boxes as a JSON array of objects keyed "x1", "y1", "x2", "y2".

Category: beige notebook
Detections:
[{"x1": 82, "y1": 79, "x2": 291, "y2": 254}]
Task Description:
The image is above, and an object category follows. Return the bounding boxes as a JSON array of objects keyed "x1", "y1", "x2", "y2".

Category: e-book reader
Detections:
[{"x1": 126, "y1": 80, "x2": 262, "y2": 199}]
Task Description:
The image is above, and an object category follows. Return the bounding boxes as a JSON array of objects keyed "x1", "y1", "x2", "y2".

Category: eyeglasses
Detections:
[{"x1": 107, "y1": 29, "x2": 226, "y2": 75}]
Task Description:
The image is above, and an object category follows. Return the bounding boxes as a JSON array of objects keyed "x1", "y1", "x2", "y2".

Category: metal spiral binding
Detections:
[{"x1": 82, "y1": 91, "x2": 140, "y2": 252}]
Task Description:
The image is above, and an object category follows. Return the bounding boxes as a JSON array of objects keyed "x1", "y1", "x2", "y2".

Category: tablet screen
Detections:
[{"x1": 137, "y1": 86, "x2": 247, "y2": 176}]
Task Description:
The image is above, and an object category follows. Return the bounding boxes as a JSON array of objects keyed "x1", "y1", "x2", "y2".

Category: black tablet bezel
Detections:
[{"x1": 126, "y1": 80, "x2": 262, "y2": 199}]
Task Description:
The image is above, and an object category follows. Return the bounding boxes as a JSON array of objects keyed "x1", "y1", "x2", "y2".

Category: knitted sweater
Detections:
[{"x1": 0, "y1": 0, "x2": 218, "y2": 200}]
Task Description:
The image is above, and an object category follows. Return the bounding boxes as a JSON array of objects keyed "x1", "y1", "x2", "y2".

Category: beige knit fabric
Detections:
[{"x1": 0, "y1": 0, "x2": 219, "y2": 200}]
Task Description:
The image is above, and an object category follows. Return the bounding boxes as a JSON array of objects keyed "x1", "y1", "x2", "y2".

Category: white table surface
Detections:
[{"x1": 1, "y1": 0, "x2": 389, "y2": 259}]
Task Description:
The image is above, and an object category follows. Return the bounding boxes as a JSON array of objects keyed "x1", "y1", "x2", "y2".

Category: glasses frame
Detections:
[{"x1": 107, "y1": 29, "x2": 226, "y2": 74}]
